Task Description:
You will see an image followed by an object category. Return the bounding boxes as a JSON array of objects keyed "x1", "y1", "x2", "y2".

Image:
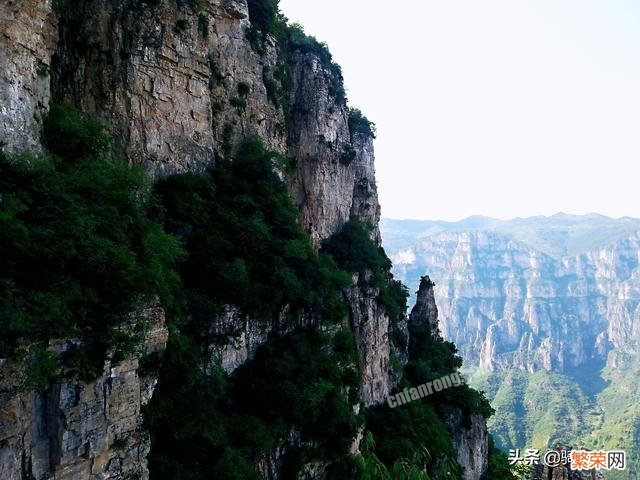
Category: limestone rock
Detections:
[
  {"x1": 346, "y1": 273, "x2": 391, "y2": 406},
  {"x1": 446, "y1": 412, "x2": 489, "y2": 480},
  {"x1": 0, "y1": 305, "x2": 168, "y2": 480},
  {"x1": 0, "y1": 0, "x2": 58, "y2": 153}
]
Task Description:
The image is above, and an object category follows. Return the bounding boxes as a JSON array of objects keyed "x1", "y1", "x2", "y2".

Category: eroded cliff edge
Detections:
[{"x1": 0, "y1": 1, "x2": 490, "y2": 478}]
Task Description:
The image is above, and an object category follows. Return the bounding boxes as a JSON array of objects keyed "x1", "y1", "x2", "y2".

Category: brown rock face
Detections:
[
  {"x1": 0, "y1": 0, "x2": 58, "y2": 153},
  {"x1": 446, "y1": 412, "x2": 489, "y2": 480},
  {"x1": 284, "y1": 51, "x2": 354, "y2": 247},
  {"x1": 52, "y1": 0, "x2": 286, "y2": 177},
  {"x1": 0, "y1": 0, "x2": 398, "y2": 475},
  {"x1": 0, "y1": 305, "x2": 168, "y2": 480},
  {"x1": 409, "y1": 275, "x2": 440, "y2": 338},
  {"x1": 349, "y1": 131, "x2": 382, "y2": 244},
  {"x1": 346, "y1": 273, "x2": 391, "y2": 406}
]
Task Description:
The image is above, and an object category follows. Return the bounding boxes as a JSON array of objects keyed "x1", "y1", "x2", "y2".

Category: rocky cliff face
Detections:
[
  {"x1": 51, "y1": 0, "x2": 285, "y2": 176},
  {"x1": 0, "y1": 305, "x2": 168, "y2": 480},
  {"x1": 2, "y1": 0, "x2": 380, "y2": 248},
  {"x1": 346, "y1": 273, "x2": 391, "y2": 406},
  {"x1": 388, "y1": 229, "x2": 640, "y2": 375},
  {"x1": 0, "y1": 0, "x2": 392, "y2": 476},
  {"x1": 408, "y1": 277, "x2": 489, "y2": 480},
  {"x1": 0, "y1": 0, "x2": 58, "y2": 153},
  {"x1": 383, "y1": 217, "x2": 640, "y2": 477}
]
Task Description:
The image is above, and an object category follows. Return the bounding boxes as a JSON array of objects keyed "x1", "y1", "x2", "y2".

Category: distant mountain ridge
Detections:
[
  {"x1": 381, "y1": 213, "x2": 640, "y2": 479},
  {"x1": 381, "y1": 213, "x2": 640, "y2": 259}
]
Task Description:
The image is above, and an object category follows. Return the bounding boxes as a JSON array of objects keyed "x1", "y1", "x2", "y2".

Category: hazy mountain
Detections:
[
  {"x1": 381, "y1": 214, "x2": 640, "y2": 479},
  {"x1": 381, "y1": 213, "x2": 640, "y2": 259}
]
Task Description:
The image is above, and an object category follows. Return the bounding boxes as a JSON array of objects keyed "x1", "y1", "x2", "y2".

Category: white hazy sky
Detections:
[{"x1": 278, "y1": 0, "x2": 640, "y2": 221}]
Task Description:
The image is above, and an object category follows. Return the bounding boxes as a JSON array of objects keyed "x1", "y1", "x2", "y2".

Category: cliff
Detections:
[
  {"x1": 0, "y1": 1, "x2": 491, "y2": 479},
  {"x1": 383, "y1": 217, "x2": 640, "y2": 478},
  {"x1": 0, "y1": 305, "x2": 167, "y2": 480},
  {"x1": 409, "y1": 277, "x2": 489, "y2": 480}
]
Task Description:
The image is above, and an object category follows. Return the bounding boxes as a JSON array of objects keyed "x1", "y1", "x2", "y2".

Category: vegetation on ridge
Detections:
[
  {"x1": 0, "y1": 104, "x2": 182, "y2": 381},
  {"x1": 153, "y1": 137, "x2": 351, "y2": 333}
]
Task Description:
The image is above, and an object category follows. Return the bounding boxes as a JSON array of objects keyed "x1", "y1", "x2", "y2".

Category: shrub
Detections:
[
  {"x1": 237, "y1": 82, "x2": 251, "y2": 97},
  {"x1": 174, "y1": 19, "x2": 189, "y2": 33},
  {"x1": 43, "y1": 104, "x2": 111, "y2": 160},
  {"x1": 286, "y1": 23, "x2": 346, "y2": 104},
  {"x1": 154, "y1": 137, "x2": 351, "y2": 329},
  {"x1": 246, "y1": 1, "x2": 347, "y2": 107},
  {"x1": 0, "y1": 105, "x2": 182, "y2": 366},
  {"x1": 405, "y1": 323, "x2": 494, "y2": 423},
  {"x1": 145, "y1": 334, "x2": 260, "y2": 480},
  {"x1": 188, "y1": 0, "x2": 203, "y2": 12},
  {"x1": 146, "y1": 330, "x2": 361, "y2": 479},
  {"x1": 231, "y1": 330, "x2": 361, "y2": 456},
  {"x1": 229, "y1": 96, "x2": 247, "y2": 112},
  {"x1": 321, "y1": 218, "x2": 408, "y2": 323},
  {"x1": 486, "y1": 436, "x2": 519, "y2": 480},
  {"x1": 364, "y1": 402, "x2": 461, "y2": 478},
  {"x1": 348, "y1": 108, "x2": 377, "y2": 138},
  {"x1": 340, "y1": 145, "x2": 357, "y2": 165},
  {"x1": 23, "y1": 346, "x2": 60, "y2": 391},
  {"x1": 246, "y1": 0, "x2": 281, "y2": 36}
]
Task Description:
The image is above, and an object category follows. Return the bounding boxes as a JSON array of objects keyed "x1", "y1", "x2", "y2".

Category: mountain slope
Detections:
[{"x1": 0, "y1": 1, "x2": 502, "y2": 479}]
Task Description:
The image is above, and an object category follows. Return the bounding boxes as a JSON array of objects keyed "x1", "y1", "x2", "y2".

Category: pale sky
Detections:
[{"x1": 278, "y1": 0, "x2": 640, "y2": 221}]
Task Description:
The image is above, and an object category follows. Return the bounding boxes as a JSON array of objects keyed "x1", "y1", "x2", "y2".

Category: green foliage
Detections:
[
  {"x1": 146, "y1": 329, "x2": 361, "y2": 479},
  {"x1": 286, "y1": 23, "x2": 346, "y2": 104},
  {"x1": 63, "y1": 345, "x2": 103, "y2": 381},
  {"x1": 358, "y1": 432, "x2": 434, "y2": 480},
  {"x1": 174, "y1": 19, "x2": 190, "y2": 33},
  {"x1": 52, "y1": 0, "x2": 69, "y2": 14},
  {"x1": 322, "y1": 218, "x2": 408, "y2": 323},
  {"x1": 229, "y1": 96, "x2": 247, "y2": 112},
  {"x1": 188, "y1": 0, "x2": 203, "y2": 12},
  {"x1": 348, "y1": 108, "x2": 377, "y2": 138},
  {"x1": 485, "y1": 436, "x2": 517, "y2": 480},
  {"x1": 364, "y1": 404, "x2": 461, "y2": 479},
  {"x1": 589, "y1": 358, "x2": 640, "y2": 479},
  {"x1": 246, "y1": 0, "x2": 282, "y2": 38},
  {"x1": 340, "y1": 145, "x2": 357, "y2": 165},
  {"x1": 22, "y1": 346, "x2": 60, "y2": 391},
  {"x1": 43, "y1": 104, "x2": 111, "y2": 160},
  {"x1": 231, "y1": 329, "x2": 361, "y2": 456},
  {"x1": 0, "y1": 106, "x2": 182, "y2": 366},
  {"x1": 405, "y1": 322, "x2": 494, "y2": 423},
  {"x1": 154, "y1": 137, "x2": 351, "y2": 330},
  {"x1": 472, "y1": 370, "x2": 596, "y2": 452},
  {"x1": 246, "y1": 1, "x2": 347, "y2": 108},
  {"x1": 237, "y1": 82, "x2": 251, "y2": 97},
  {"x1": 197, "y1": 14, "x2": 209, "y2": 38},
  {"x1": 145, "y1": 334, "x2": 258, "y2": 480}
]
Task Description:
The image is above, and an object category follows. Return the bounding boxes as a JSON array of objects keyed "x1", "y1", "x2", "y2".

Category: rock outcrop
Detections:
[
  {"x1": 346, "y1": 273, "x2": 391, "y2": 406},
  {"x1": 407, "y1": 274, "x2": 489, "y2": 480},
  {"x1": 447, "y1": 413, "x2": 489, "y2": 480},
  {"x1": 0, "y1": 0, "x2": 58, "y2": 153},
  {"x1": 0, "y1": 305, "x2": 168, "y2": 480}
]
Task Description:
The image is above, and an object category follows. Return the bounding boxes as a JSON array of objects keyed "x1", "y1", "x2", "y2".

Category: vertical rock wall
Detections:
[
  {"x1": 409, "y1": 276, "x2": 490, "y2": 480},
  {"x1": 0, "y1": 306, "x2": 168, "y2": 480},
  {"x1": 0, "y1": 0, "x2": 58, "y2": 153}
]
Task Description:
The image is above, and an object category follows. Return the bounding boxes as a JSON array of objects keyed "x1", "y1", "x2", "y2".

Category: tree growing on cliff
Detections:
[{"x1": 0, "y1": 104, "x2": 183, "y2": 381}]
